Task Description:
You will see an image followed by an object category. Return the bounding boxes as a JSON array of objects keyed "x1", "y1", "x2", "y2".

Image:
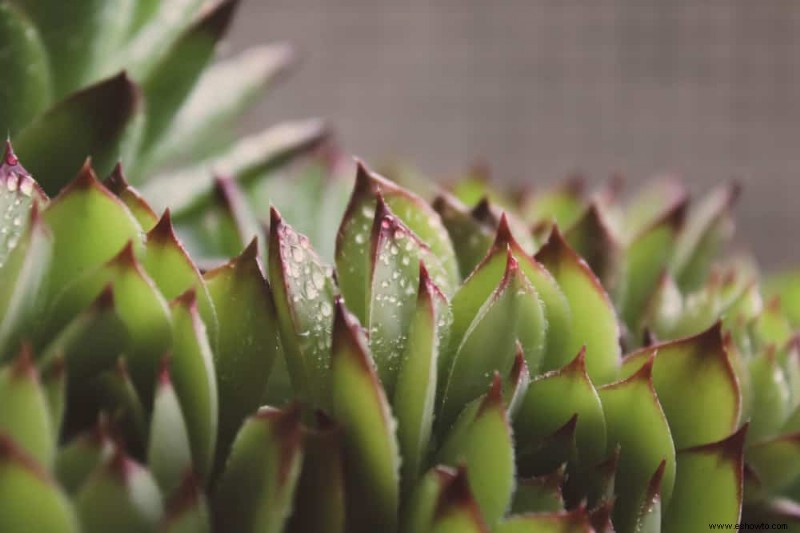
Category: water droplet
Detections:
[
  {"x1": 320, "y1": 301, "x2": 332, "y2": 317},
  {"x1": 381, "y1": 218, "x2": 392, "y2": 229},
  {"x1": 389, "y1": 244, "x2": 399, "y2": 255},
  {"x1": 291, "y1": 246, "x2": 304, "y2": 263},
  {"x1": 361, "y1": 204, "x2": 374, "y2": 218},
  {"x1": 354, "y1": 233, "x2": 366, "y2": 244},
  {"x1": 299, "y1": 236, "x2": 311, "y2": 249},
  {"x1": 6, "y1": 174, "x2": 18, "y2": 192},
  {"x1": 312, "y1": 270, "x2": 325, "y2": 290},
  {"x1": 393, "y1": 229, "x2": 404, "y2": 240},
  {"x1": 12, "y1": 216, "x2": 21, "y2": 227},
  {"x1": 401, "y1": 256, "x2": 410, "y2": 266}
]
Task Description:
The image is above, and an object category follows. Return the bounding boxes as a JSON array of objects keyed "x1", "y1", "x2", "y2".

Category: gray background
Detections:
[{"x1": 228, "y1": 0, "x2": 800, "y2": 269}]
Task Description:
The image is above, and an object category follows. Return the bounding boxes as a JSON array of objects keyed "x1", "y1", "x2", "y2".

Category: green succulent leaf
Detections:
[
  {"x1": 147, "y1": 361, "x2": 192, "y2": 495},
  {"x1": 152, "y1": 44, "x2": 295, "y2": 167},
  {"x1": 0, "y1": 435, "x2": 79, "y2": 532},
  {"x1": 536, "y1": 228, "x2": 621, "y2": 385},
  {"x1": 268, "y1": 208, "x2": 336, "y2": 409},
  {"x1": 671, "y1": 184, "x2": 739, "y2": 292},
  {"x1": 747, "y1": 432, "x2": 800, "y2": 495},
  {"x1": 0, "y1": 3, "x2": 51, "y2": 135},
  {"x1": 564, "y1": 203, "x2": 622, "y2": 290},
  {"x1": 598, "y1": 356, "x2": 676, "y2": 532},
  {"x1": 55, "y1": 419, "x2": 113, "y2": 494},
  {"x1": 41, "y1": 355, "x2": 65, "y2": 442},
  {"x1": 428, "y1": 467, "x2": 488, "y2": 533},
  {"x1": 169, "y1": 291, "x2": 218, "y2": 480},
  {"x1": 90, "y1": 358, "x2": 148, "y2": 456},
  {"x1": 520, "y1": 176, "x2": 586, "y2": 229},
  {"x1": 75, "y1": 447, "x2": 163, "y2": 533},
  {"x1": 15, "y1": 74, "x2": 142, "y2": 193},
  {"x1": 747, "y1": 346, "x2": 791, "y2": 443},
  {"x1": 146, "y1": 119, "x2": 328, "y2": 213},
  {"x1": 631, "y1": 461, "x2": 666, "y2": 533},
  {"x1": 402, "y1": 466, "x2": 457, "y2": 533},
  {"x1": 40, "y1": 163, "x2": 144, "y2": 301},
  {"x1": 510, "y1": 468, "x2": 565, "y2": 514},
  {"x1": 623, "y1": 178, "x2": 688, "y2": 238},
  {"x1": 503, "y1": 346, "x2": 531, "y2": 418},
  {"x1": 619, "y1": 201, "x2": 686, "y2": 332},
  {"x1": 433, "y1": 193, "x2": 495, "y2": 279},
  {"x1": 286, "y1": 417, "x2": 346, "y2": 533},
  {"x1": 0, "y1": 199, "x2": 51, "y2": 362},
  {"x1": 394, "y1": 263, "x2": 449, "y2": 494},
  {"x1": 764, "y1": 269, "x2": 800, "y2": 327},
  {"x1": 0, "y1": 346, "x2": 54, "y2": 468},
  {"x1": 752, "y1": 298, "x2": 794, "y2": 349},
  {"x1": 493, "y1": 508, "x2": 593, "y2": 533},
  {"x1": 438, "y1": 376, "x2": 515, "y2": 526},
  {"x1": 330, "y1": 298, "x2": 400, "y2": 533},
  {"x1": 204, "y1": 239, "x2": 279, "y2": 471},
  {"x1": 663, "y1": 425, "x2": 747, "y2": 532},
  {"x1": 621, "y1": 323, "x2": 741, "y2": 449},
  {"x1": 142, "y1": 211, "x2": 217, "y2": 348},
  {"x1": 104, "y1": 164, "x2": 159, "y2": 231},
  {"x1": 336, "y1": 162, "x2": 458, "y2": 324},
  {"x1": 514, "y1": 348, "x2": 607, "y2": 472},
  {"x1": 13, "y1": 0, "x2": 134, "y2": 98},
  {"x1": 213, "y1": 405, "x2": 304, "y2": 533},
  {"x1": 140, "y1": 0, "x2": 238, "y2": 154},
  {"x1": 162, "y1": 475, "x2": 211, "y2": 533}
]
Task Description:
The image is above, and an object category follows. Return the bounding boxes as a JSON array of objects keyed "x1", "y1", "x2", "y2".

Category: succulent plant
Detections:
[
  {"x1": 2, "y1": 130, "x2": 800, "y2": 532},
  {"x1": 0, "y1": 0, "x2": 327, "y2": 198}
]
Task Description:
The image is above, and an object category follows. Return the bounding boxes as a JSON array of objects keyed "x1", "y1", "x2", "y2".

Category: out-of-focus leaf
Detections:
[
  {"x1": 517, "y1": 415, "x2": 577, "y2": 479},
  {"x1": 15, "y1": 74, "x2": 142, "y2": 193},
  {"x1": 0, "y1": 3, "x2": 51, "y2": 135},
  {"x1": 169, "y1": 291, "x2": 218, "y2": 480},
  {"x1": 619, "y1": 201, "x2": 686, "y2": 332},
  {"x1": 623, "y1": 178, "x2": 688, "y2": 238},
  {"x1": 147, "y1": 361, "x2": 192, "y2": 495},
  {"x1": 214, "y1": 405, "x2": 304, "y2": 533},
  {"x1": 536, "y1": 228, "x2": 621, "y2": 384},
  {"x1": 514, "y1": 348, "x2": 607, "y2": 472},
  {"x1": 142, "y1": 211, "x2": 217, "y2": 348},
  {"x1": 564, "y1": 203, "x2": 622, "y2": 290},
  {"x1": 0, "y1": 434, "x2": 79, "y2": 532},
  {"x1": 663, "y1": 425, "x2": 747, "y2": 532},
  {"x1": 598, "y1": 356, "x2": 675, "y2": 532},
  {"x1": 394, "y1": 263, "x2": 449, "y2": 494},
  {"x1": 41, "y1": 355, "x2": 65, "y2": 442},
  {"x1": 438, "y1": 376, "x2": 515, "y2": 526},
  {"x1": 470, "y1": 197, "x2": 536, "y2": 254},
  {"x1": 747, "y1": 346, "x2": 790, "y2": 443},
  {"x1": 764, "y1": 269, "x2": 800, "y2": 327},
  {"x1": 145, "y1": 119, "x2": 329, "y2": 212},
  {"x1": 428, "y1": 466, "x2": 488, "y2": 533},
  {"x1": 433, "y1": 193, "x2": 495, "y2": 279},
  {"x1": 519, "y1": 176, "x2": 586, "y2": 228},
  {"x1": 104, "y1": 164, "x2": 158, "y2": 231},
  {"x1": 671, "y1": 184, "x2": 739, "y2": 292},
  {"x1": 0, "y1": 345, "x2": 53, "y2": 468},
  {"x1": 90, "y1": 358, "x2": 147, "y2": 456},
  {"x1": 747, "y1": 432, "x2": 800, "y2": 495},
  {"x1": 13, "y1": 0, "x2": 134, "y2": 97},
  {"x1": 493, "y1": 508, "x2": 593, "y2": 533},
  {"x1": 621, "y1": 323, "x2": 741, "y2": 448},
  {"x1": 402, "y1": 466, "x2": 457, "y2": 533},
  {"x1": 631, "y1": 461, "x2": 665, "y2": 533},
  {"x1": 268, "y1": 209, "x2": 336, "y2": 409},
  {"x1": 75, "y1": 447, "x2": 163, "y2": 533},
  {"x1": 330, "y1": 298, "x2": 400, "y2": 533},
  {"x1": 204, "y1": 239, "x2": 279, "y2": 472},
  {"x1": 161, "y1": 474, "x2": 210, "y2": 533},
  {"x1": 286, "y1": 416, "x2": 346, "y2": 533},
  {"x1": 336, "y1": 162, "x2": 458, "y2": 324},
  {"x1": 153, "y1": 44, "x2": 295, "y2": 166},
  {"x1": 752, "y1": 297, "x2": 794, "y2": 349},
  {"x1": 140, "y1": 0, "x2": 238, "y2": 153},
  {"x1": 55, "y1": 419, "x2": 112, "y2": 493}
]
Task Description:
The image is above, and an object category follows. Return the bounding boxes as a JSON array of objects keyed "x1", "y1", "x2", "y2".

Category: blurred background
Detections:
[{"x1": 229, "y1": 0, "x2": 800, "y2": 269}]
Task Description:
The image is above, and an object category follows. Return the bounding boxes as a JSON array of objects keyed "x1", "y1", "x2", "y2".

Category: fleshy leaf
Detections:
[
  {"x1": 0, "y1": 3, "x2": 51, "y2": 135},
  {"x1": 204, "y1": 239, "x2": 279, "y2": 472},
  {"x1": 368, "y1": 198, "x2": 424, "y2": 395},
  {"x1": 671, "y1": 184, "x2": 739, "y2": 291},
  {"x1": 90, "y1": 358, "x2": 148, "y2": 457},
  {"x1": 75, "y1": 447, "x2": 163, "y2": 533},
  {"x1": 519, "y1": 176, "x2": 586, "y2": 228},
  {"x1": 268, "y1": 208, "x2": 336, "y2": 409},
  {"x1": 493, "y1": 508, "x2": 593, "y2": 533},
  {"x1": 0, "y1": 435, "x2": 79, "y2": 532},
  {"x1": 286, "y1": 415, "x2": 346, "y2": 533},
  {"x1": 747, "y1": 432, "x2": 800, "y2": 495},
  {"x1": 0, "y1": 345, "x2": 54, "y2": 468},
  {"x1": 55, "y1": 418, "x2": 113, "y2": 493},
  {"x1": 598, "y1": 357, "x2": 676, "y2": 532},
  {"x1": 147, "y1": 361, "x2": 192, "y2": 495},
  {"x1": 330, "y1": 298, "x2": 400, "y2": 532},
  {"x1": 438, "y1": 376, "x2": 515, "y2": 526},
  {"x1": 104, "y1": 164, "x2": 158, "y2": 231},
  {"x1": 394, "y1": 263, "x2": 449, "y2": 494},
  {"x1": 433, "y1": 193, "x2": 495, "y2": 279},
  {"x1": 747, "y1": 346, "x2": 791, "y2": 443},
  {"x1": 764, "y1": 269, "x2": 800, "y2": 327},
  {"x1": 402, "y1": 466, "x2": 457, "y2": 533},
  {"x1": 169, "y1": 291, "x2": 218, "y2": 480},
  {"x1": 620, "y1": 323, "x2": 741, "y2": 448},
  {"x1": 631, "y1": 461, "x2": 665, "y2": 533},
  {"x1": 140, "y1": 0, "x2": 239, "y2": 153},
  {"x1": 510, "y1": 468, "x2": 565, "y2": 514},
  {"x1": 213, "y1": 405, "x2": 304, "y2": 533},
  {"x1": 41, "y1": 355, "x2": 66, "y2": 442},
  {"x1": 15, "y1": 74, "x2": 142, "y2": 193},
  {"x1": 429, "y1": 466, "x2": 488, "y2": 533},
  {"x1": 663, "y1": 425, "x2": 747, "y2": 532},
  {"x1": 162, "y1": 474, "x2": 211, "y2": 533},
  {"x1": 536, "y1": 228, "x2": 621, "y2": 384},
  {"x1": 514, "y1": 348, "x2": 607, "y2": 472},
  {"x1": 564, "y1": 203, "x2": 622, "y2": 290}
]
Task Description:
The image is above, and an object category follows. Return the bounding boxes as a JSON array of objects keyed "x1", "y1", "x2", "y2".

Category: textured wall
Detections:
[{"x1": 229, "y1": 1, "x2": 800, "y2": 269}]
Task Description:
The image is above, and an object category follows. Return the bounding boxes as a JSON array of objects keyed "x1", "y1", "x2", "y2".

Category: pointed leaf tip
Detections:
[
  {"x1": 493, "y1": 213, "x2": 515, "y2": 247},
  {"x1": 148, "y1": 209, "x2": 174, "y2": 242},
  {"x1": 172, "y1": 288, "x2": 198, "y2": 310}
]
